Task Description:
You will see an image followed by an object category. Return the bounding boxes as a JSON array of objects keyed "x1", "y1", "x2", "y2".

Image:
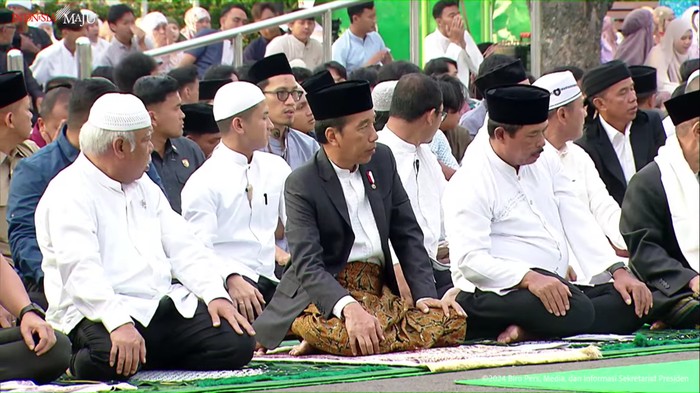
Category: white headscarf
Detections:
[
  {"x1": 682, "y1": 6, "x2": 699, "y2": 58},
  {"x1": 645, "y1": 18, "x2": 693, "y2": 93},
  {"x1": 182, "y1": 6, "x2": 210, "y2": 39},
  {"x1": 139, "y1": 12, "x2": 168, "y2": 47}
]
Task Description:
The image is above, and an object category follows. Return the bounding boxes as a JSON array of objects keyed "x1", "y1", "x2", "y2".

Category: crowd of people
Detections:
[{"x1": 0, "y1": 0, "x2": 698, "y2": 386}]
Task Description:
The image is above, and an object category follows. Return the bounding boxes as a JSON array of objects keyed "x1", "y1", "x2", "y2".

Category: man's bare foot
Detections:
[
  {"x1": 289, "y1": 340, "x2": 317, "y2": 356},
  {"x1": 255, "y1": 342, "x2": 267, "y2": 355},
  {"x1": 497, "y1": 325, "x2": 534, "y2": 344},
  {"x1": 650, "y1": 320, "x2": 667, "y2": 330}
]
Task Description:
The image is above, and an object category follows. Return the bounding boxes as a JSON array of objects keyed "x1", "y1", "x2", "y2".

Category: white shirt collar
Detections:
[
  {"x1": 483, "y1": 137, "x2": 518, "y2": 178},
  {"x1": 599, "y1": 115, "x2": 632, "y2": 142},
  {"x1": 214, "y1": 143, "x2": 252, "y2": 166},
  {"x1": 329, "y1": 158, "x2": 358, "y2": 180},
  {"x1": 76, "y1": 153, "x2": 124, "y2": 193},
  {"x1": 380, "y1": 126, "x2": 418, "y2": 154}
]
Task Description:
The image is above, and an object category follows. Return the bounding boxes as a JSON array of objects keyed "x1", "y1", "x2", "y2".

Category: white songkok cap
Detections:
[
  {"x1": 533, "y1": 71, "x2": 582, "y2": 111},
  {"x1": 213, "y1": 82, "x2": 265, "y2": 121},
  {"x1": 371, "y1": 80, "x2": 398, "y2": 112},
  {"x1": 87, "y1": 93, "x2": 152, "y2": 131}
]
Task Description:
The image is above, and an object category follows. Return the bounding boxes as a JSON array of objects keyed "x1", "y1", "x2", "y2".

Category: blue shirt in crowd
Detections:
[
  {"x1": 7, "y1": 126, "x2": 164, "y2": 284},
  {"x1": 332, "y1": 30, "x2": 387, "y2": 73}
]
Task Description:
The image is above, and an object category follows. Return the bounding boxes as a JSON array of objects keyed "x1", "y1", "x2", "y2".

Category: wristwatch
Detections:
[
  {"x1": 606, "y1": 262, "x2": 629, "y2": 277},
  {"x1": 18, "y1": 302, "x2": 45, "y2": 324}
]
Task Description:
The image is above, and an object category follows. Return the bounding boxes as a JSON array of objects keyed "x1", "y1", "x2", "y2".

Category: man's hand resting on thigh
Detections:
[
  {"x1": 520, "y1": 270, "x2": 572, "y2": 317},
  {"x1": 342, "y1": 302, "x2": 384, "y2": 356},
  {"x1": 612, "y1": 269, "x2": 653, "y2": 318},
  {"x1": 208, "y1": 298, "x2": 256, "y2": 336},
  {"x1": 110, "y1": 323, "x2": 146, "y2": 377}
]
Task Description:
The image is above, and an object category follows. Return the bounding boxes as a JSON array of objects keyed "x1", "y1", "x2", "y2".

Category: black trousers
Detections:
[
  {"x1": 457, "y1": 270, "x2": 644, "y2": 340},
  {"x1": 433, "y1": 268, "x2": 453, "y2": 298},
  {"x1": 0, "y1": 327, "x2": 71, "y2": 383},
  {"x1": 68, "y1": 298, "x2": 255, "y2": 381}
]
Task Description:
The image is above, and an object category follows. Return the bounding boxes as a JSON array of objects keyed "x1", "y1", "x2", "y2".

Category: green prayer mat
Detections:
[
  {"x1": 128, "y1": 362, "x2": 427, "y2": 392},
  {"x1": 598, "y1": 329, "x2": 700, "y2": 358},
  {"x1": 456, "y1": 359, "x2": 700, "y2": 393}
]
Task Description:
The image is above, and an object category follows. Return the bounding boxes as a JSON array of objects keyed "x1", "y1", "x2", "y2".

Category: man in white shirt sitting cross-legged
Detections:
[
  {"x1": 443, "y1": 85, "x2": 652, "y2": 344},
  {"x1": 182, "y1": 81, "x2": 292, "y2": 323},
  {"x1": 534, "y1": 71, "x2": 629, "y2": 283},
  {"x1": 35, "y1": 93, "x2": 256, "y2": 381}
]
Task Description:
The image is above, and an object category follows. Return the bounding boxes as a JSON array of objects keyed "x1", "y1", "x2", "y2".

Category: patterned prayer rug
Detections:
[{"x1": 254, "y1": 343, "x2": 602, "y2": 372}]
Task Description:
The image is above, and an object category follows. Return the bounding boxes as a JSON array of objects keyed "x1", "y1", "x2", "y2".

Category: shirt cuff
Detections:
[
  {"x1": 101, "y1": 309, "x2": 134, "y2": 333},
  {"x1": 222, "y1": 261, "x2": 259, "y2": 284},
  {"x1": 201, "y1": 286, "x2": 233, "y2": 306},
  {"x1": 332, "y1": 295, "x2": 357, "y2": 319}
]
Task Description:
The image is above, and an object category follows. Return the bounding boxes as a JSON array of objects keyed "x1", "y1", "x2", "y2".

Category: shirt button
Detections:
[{"x1": 529, "y1": 200, "x2": 533, "y2": 205}]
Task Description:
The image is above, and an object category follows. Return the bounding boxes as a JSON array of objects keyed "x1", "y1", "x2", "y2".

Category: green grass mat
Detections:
[
  {"x1": 130, "y1": 363, "x2": 427, "y2": 392},
  {"x1": 456, "y1": 359, "x2": 700, "y2": 393},
  {"x1": 597, "y1": 329, "x2": 699, "y2": 358}
]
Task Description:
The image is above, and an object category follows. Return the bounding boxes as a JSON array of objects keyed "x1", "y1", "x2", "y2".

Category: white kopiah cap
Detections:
[
  {"x1": 213, "y1": 81, "x2": 265, "y2": 121},
  {"x1": 687, "y1": 69, "x2": 700, "y2": 86},
  {"x1": 87, "y1": 93, "x2": 152, "y2": 131},
  {"x1": 371, "y1": 80, "x2": 399, "y2": 112},
  {"x1": 533, "y1": 71, "x2": 582, "y2": 111}
]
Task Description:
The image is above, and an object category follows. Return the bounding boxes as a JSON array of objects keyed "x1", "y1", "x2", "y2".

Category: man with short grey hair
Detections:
[{"x1": 36, "y1": 93, "x2": 256, "y2": 381}]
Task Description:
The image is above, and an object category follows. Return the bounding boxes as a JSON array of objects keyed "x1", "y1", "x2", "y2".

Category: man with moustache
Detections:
[
  {"x1": 254, "y1": 81, "x2": 465, "y2": 356},
  {"x1": 133, "y1": 75, "x2": 205, "y2": 214},
  {"x1": 247, "y1": 54, "x2": 319, "y2": 170},
  {"x1": 576, "y1": 60, "x2": 666, "y2": 206},
  {"x1": 444, "y1": 85, "x2": 651, "y2": 344}
]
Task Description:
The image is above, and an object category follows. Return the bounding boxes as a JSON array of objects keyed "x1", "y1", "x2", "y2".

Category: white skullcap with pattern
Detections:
[{"x1": 87, "y1": 93, "x2": 152, "y2": 131}]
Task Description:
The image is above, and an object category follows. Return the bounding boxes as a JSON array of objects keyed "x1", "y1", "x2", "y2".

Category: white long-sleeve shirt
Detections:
[
  {"x1": 181, "y1": 144, "x2": 291, "y2": 283},
  {"x1": 30, "y1": 40, "x2": 85, "y2": 87},
  {"x1": 547, "y1": 141, "x2": 626, "y2": 250},
  {"x1": 443, "y1": 135, "x2": 618, "y2": 295},
  {"x1": 423, "y1": 28, "x2": 483, "y2": 89},
  {"x1": 377, "y1": 128, "x2": 445, "y2": 260},
  {"x1": 37, "y1": 154, "x2": 230, "y2": 334}
]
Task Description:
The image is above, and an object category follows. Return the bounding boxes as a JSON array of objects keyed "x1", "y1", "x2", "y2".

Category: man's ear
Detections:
[
  {"x1": 325, "y1": 126, "x2": 340, "y2": 147},
  {"x1": 591, "y1": 96, "x2": 605, "y2": 113},
  {"x1": 113, "y1": 137, "x2": 127, "y2": 158},
  {"x1": 494, "y1": 126, "x2": 506, "y2": 141},
  {"x1": 148, "y1": 110, "x2": 157, "y2": 128}
]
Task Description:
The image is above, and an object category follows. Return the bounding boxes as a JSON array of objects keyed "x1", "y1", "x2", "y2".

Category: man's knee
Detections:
[{"x1": 197, "y1": 323, "x2": 256, "y2": 370}]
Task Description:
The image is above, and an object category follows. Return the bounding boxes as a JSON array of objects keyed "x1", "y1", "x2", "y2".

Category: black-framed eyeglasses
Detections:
[{"x1": 264, "y1": 90, "x2": 304, "y2": 102}]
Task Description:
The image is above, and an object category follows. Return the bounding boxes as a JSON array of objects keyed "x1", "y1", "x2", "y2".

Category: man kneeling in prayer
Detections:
[
  {"x1": 621, "y1": 90, "x2": 700, "y2": 330},
  {"x1": 444, "y1": 85, "x2": 652, "y2": 343},
  {"x1": 254, "y1": 81, "x2": 466, "y2": 356},
  {"x1": 35, "y1": 93, "x2": 256, "y2": 381}
]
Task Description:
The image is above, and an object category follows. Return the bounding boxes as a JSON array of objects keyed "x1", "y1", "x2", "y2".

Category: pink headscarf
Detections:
[
  {"x1": 682, "y1": 6, "x2": 699, "y2": 58},
  {"x1": 614, "y1": 8, "x2": 655, "y2": 66},
  {"x1": 601, "y1": 16, "x2": 618, "y2": 63}
]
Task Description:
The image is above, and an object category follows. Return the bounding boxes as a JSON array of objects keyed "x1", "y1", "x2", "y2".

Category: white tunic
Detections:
[
  {"x1": 181, "y1": 144, "x2": 291, "y2": 283},
  {"x1": 377, "y1": 128, "x2": 445, "y2": 260},
  {"x1": 37, "y1": 154, "x2": 229, "y2": 334},
  {"x1": 265, "y1": 34, "x2": 324, "y2": 70},
  {"x1": 423, "y1": 28, "x2": 483, "y2": 88},
  {"x1": 443, "y1": 135, "x2": 618, "y2": 295},
  {"x1": 30, "y1": 40, "x2": 85, "y2": 87}
]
